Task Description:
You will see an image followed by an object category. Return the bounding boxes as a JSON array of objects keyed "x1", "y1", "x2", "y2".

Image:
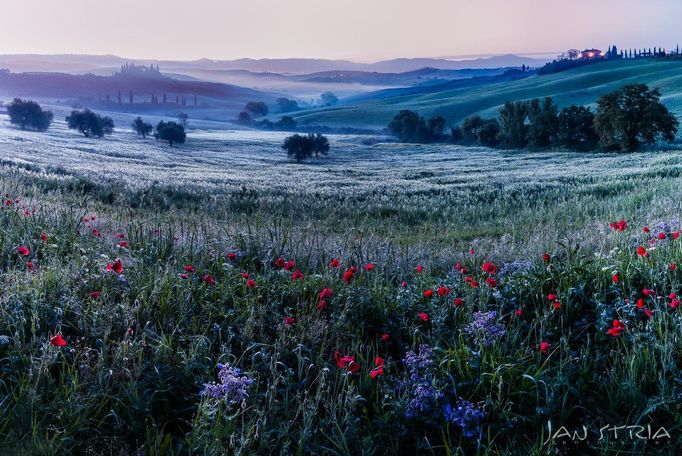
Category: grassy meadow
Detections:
[{"x1": 1, "y1": 116, "x2": 682, "y2": 454}]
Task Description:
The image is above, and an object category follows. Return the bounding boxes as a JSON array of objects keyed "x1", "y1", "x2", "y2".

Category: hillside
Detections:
[{"x1": 291, "y1": 59, "x2": 682, "y2": 129}]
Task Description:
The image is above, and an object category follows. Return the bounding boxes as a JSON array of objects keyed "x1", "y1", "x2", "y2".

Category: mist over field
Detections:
[{"x1": 3, "y1": 1, "x2": 682, "y2": 454}]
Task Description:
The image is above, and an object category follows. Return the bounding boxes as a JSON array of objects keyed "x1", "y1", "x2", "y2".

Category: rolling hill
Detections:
[{"x1": 290, "y1": 59, "x2": 682, "y2": 129}]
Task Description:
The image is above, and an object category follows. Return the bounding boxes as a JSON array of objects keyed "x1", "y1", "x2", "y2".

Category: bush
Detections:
[
  {"x1": 66, "y1": 109, "x2": 114, "y2": 138},
  {"x1": 155, "y1": 121, "x2": 186, "y2": 146},
  {"x1": 131, "y1": 117, "x2": 153, "y2": 138},
  {"x1": 7, "y1": 98, "x2": 53, "y2": 131},
  {"x1": 282, "y1": 133, "x2": 329, "y2": 161}
]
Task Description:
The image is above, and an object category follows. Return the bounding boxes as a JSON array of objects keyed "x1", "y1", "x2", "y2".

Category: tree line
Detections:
[{"x1": 388, "y1": 84, "x2": 679, "y2": 152}]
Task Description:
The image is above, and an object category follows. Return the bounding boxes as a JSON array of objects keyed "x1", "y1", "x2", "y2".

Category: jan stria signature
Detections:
[{"x1": 543, "y1": 421, "x2": 671, "y2": 445}]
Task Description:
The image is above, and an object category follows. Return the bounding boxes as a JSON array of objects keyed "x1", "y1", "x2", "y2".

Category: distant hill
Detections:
[{"x1": 290, "y1": 59, "x2": 682, "y2": 129}]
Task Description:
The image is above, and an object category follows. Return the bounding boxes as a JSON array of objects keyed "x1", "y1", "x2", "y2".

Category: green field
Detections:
[
  {"x1": 293, "y1": 59, "x2": 682, "y2": 129},
  {"x1": 2, "y1": 116, "x2": 682, "y2": 453}
]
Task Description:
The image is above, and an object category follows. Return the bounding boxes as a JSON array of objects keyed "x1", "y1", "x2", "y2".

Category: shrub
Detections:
[
  {"x1": 7, "y1": 98, "x2": 53, "y2": 131},
  {"x1": 155, "y1": 121, "x2": 186, "y2": 146},
  {"x1": 65, "y1": 109, "x2": 114, "y2": 138},
  {"x1": 282, "y1": 133, "x2": 329, "y2": 161},
  {"x1": 131, "y1": 117, "x2": 153, "y2": 138}
]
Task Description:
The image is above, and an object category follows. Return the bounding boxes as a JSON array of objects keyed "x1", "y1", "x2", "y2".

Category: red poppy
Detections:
[
  {"x1": 515, "y1": 308, "x2": 523, "y2": 316},
  {"x1": 184, "y1": 264, "x2": 195, "y2": 273},
  {"x1": 547, "y1": 293, "x2": 557, "y2": 301},
  {"x1": 40, "y1": 232, "x2": 48, "y2": 242},
  {"x1": 542, "y1": 252, "x2": 551, "y2": 263},
  {"x1": 415, "y1": 265, "x2": 424, "y2": 273},
  {"x1": 291, "y1": 270, "x2": 305, "y2": 281},
  {"x1": 470, "y1": 280, "x2": 479, "y2": 288},
  {"x1": 670, "y1": 299, "x2": 680, "y2": 309},
  {"x1": 418, "y1": 312, "x2": 429, "y2": 322},
  {"x1": 370, "y1": 357, "x2": 385, "y2": 378},
  {"x1": 118, "y1": 241, "x2": 129, "y2": 249},
  {"x1": 50, "y1": 334, "x2": 67, "y2": 346},
  {"x1": 92, "y1": 228, "x2": 101, "y2": 238},
  {"x1": 106, "y1": 259, "x2": 124, "y2": 274},
  {"x1": 284, "y1": 316, "x2": 296, "y2": 325},
  {"x1": 114, "y1": 233, "x2": 125, "y2": 239},
  {"x1": 642, "y1": 288, "x2": 656, "y2": 297},
  {"x1": 329, "y1": 258, "x2": 341, "y2": 268},
  {"x1": 364, "y1": 263, "x2": 375, "y2": 272},
  {"x1": 644, "y1": 308, "x2": 653, "y2": 317},
  {"x1": 454, "y1": 263, "x2": 463, "y2": 272},
  {"x1": 226, "y1": 252, "x2": 237, "y2": 261},
  {"x1": 606, "y1": 319, "x2": 625, "y2": 337},
  {"x1": 179, "y1": 273, "x2": 189, "y2": 279},
  {"x1": 658, "y1": 232, "x2": 667, "y2": 240},
  {"x1": 674, "y1": 232, "x2": 680, "y2": 240},
  {"x1": 26, "y1": 261, "x2": 35, "y2": 271},
  {"x1": 611, "y1": 274, "x2": 619, "y2": 283},
  {"x1": 453, "y1": 297, "x2": 465, "y2": 307},
  {"x1": 335, "y1": 352, "x2": 360, "y2": 373},
  {"x1": 609, "y1": 220, "x2": 628, "y2": 231},
  {"x1": 437, "y1": 286, "x2": 451, "y2": 297},
  {"x1": 319, "y1": 288, "x2": 334, "y2": 299},
  {"x1": 202, "y1": 274, "x2": 216, "y2": 286},
  {"x1": 636, "y1": 246, "x2": 648, "y2": 257},
  {"x1": 465, "y1": 276, "x2": 472, "y2": 283},
  {"x1": 540, "y1": 341, "x2": 550, "y2": 354},
  {"x1": 241, "y1": 272, "x2": 250, "y2": 279},
  {"x1": 316, "y1": 300, "x2": 327, "y2": 311},
  {"x1": 643, "y1": 226, "x2": 650, "y2": 233},
  {"x1": 486, "y1": 277, "x2": 497, "y2": 288},
  {"x1": 670, "y1": 263, "x2": 677, "y2": 271},
  {"x1": 423, "y1": 289, "x2": 434, "y2": 298},
  {"x1": 275, "y1": 257, "x2": 286, "y2": 268},
  {"x1": 246, "y1": 279, "x2": 256, "y2": 288},
  {"x1": 90, "y1": 291, "x2": 101, "y2": 299},
  {"x1": 481, "y1": 262, "x2": 497, "y2": 274},
  {"x1": 469, "y1": 248, "x2": 475, "y2": 255},
  {"x1": 17, "y1": 245, "x2": 29, "y2": 256},
  {"x1": 343, "y1": 269, "x2": 355, "y2": 284},
  {"x1": 401, "y1": 281, "x2": 408, "y2": 288},
  {"x1": 552, "y1": 301, "x2": 561, "y2": 309},
  {"x1": 284, "y1": 260, "x2": 296, "y2": 271},
  {"x1": 636, "y1": 298, "x2": 646, "y2": 309},
  {"x1": 381, "y1": 333, "x2": 390, "y2": 341}
]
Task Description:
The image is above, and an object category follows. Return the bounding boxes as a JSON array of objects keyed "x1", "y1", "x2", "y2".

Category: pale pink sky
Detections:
[{"x1": 1, "y1": 0, "x2": 681, "y2": 61}]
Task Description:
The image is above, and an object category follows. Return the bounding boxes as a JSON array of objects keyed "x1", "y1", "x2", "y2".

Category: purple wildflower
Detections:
[
  {"x1": 465, "y1": 311, "x2": 505, "y2": 346},
  {"x1": 444, "y1": 399, "x2": 487, "y2": 438},
  {"x1": 402, "y1": 345, "x2": 443, "y2": 419},
  {"x1": 201, "y1": 362, "x2": 253, "y2": 405}
]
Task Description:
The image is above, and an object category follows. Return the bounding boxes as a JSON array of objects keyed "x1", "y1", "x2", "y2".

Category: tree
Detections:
[
  {"x1": 460, "y1": 115, "x2": 486, "y2": 144},
  {"x1": 388, "y1": 110, "x2": 426, "y2": 143},
  {"x1": 594, "y1": 84, "x2": 678, "y2": 152},
  {"x1": 276, "y1": 98, "x2": 300, "y2": 113},
  {"x1": 276, "y1": 116, "x2": 298, "y2": 131},
  {"x1": 131, "y1": 116, "x2": 153, "y2": 138},
  {"x1": 456, "y1": 115, "x2": 500, "y2": 147},
  {"x1": 281, "y1": 133, "x2": 330, "y2": 161},
  {"x1": 557, "y1": 105, "x2": 598, "y2": 151},
  {"x1": 245, "y1": 101, "x2": 269, "y2": 117},
  {"x1": 526, "y1": 97, "x2": 559, "y2": 149},
  {"x1": 66, "y1": 109, "x2": 114, "y2": 138},
  {"x1": 427, "y1": 116, "x2": 448, "y2": 140},
  {"x1": 319, "y1": 92, "x2": 339, "y2": 106},
  {"x1": 237, "y1": 111, "x2": 254, "y2": 125},
  {"x1": 476, "y1": 120, "x2": 501, "y2": 147},
  {"x1": 7, "y1": 98, "x2": 53, "y2": 131},
  {"x1": 177, "y1": 112, "x2": 189, "y2": 128},
  {"x1": 498, "y1": 100, "x2": 528, "y2": 149},
  {"x1": 567, "y1": 49, "x2": 579, "y2": 60},
  {"x1": 155, "y1": 121, "x2": 186, "y2": 146}
]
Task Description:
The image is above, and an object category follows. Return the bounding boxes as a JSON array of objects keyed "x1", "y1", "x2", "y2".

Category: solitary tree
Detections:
[
  {"x1": 66, "y1": 109, "x2": 114, "y2": 138},
  {"x1": 155, "y1": 121, "x2": 186, "y2": 146},
  {"x1": 557, "y1": 105, "x2": 598, "y2": 151},
  {"x1": 282, "y1": 133, "x2": 330, "y2": 161},
  {"x1": 245, "y1": 101, "x2": 268, "y2": 117},
  {"x1": 319, "y1": 92, "x2": 339, "y2": 106},
  {"x1": 594, "y1": 84, "x2": 678, "y2": 152},
  {"x1": 7, "y1": 98, "x2": 53, "y2": 131},
  {"x1": 131, "y1": 116, "x2": 153, "y2": 138}
]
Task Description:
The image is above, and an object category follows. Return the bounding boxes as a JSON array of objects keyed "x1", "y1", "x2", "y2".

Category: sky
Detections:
[{"x1": 1, "y1": 0, "x2": 682, "y2": 62}]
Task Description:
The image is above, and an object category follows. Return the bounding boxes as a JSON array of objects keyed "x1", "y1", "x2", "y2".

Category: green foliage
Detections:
[
  {"x1": 557, "y1": 105, "x2": 598, "y2": 151},
  {"x1": 595, "y1": 83, "x2": 679, "y2": 152},
  {"x1": 276, "y1": 97, "x2": 300, "y2": 113},
  {"x1": 527, "y1": 97, "x2": 559, "y2": 149},
  {"x1": 131, "y1": 116, "x2": 153, "y2": 138},
  {"x1": 320, "y1": 92, "x2": 339, "y2": 106},
  {"x1": 387, "y1": 110, "x2": 444, "y2": 143},
  {"x1": 66, "y1": 109, "x2": 114, "y2": 138},
  {"x1": 498, "y1": 100, "x2": 529, "y2": 148},
  {"x1": 245, "y1": 101, "x2": 269, "y2": 117},
  {"x1": 154, "y1": 121, "x2": 186, "y2": 147},
  {"x1": 281, "y1": 133, "x2": 330, "y2": 161},
  {"x1": 7, "y1": 98, "x2": 53, "y2": 132}
]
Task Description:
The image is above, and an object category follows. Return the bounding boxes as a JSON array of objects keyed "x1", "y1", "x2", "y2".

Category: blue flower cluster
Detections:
[
  {"x1": 403, "y1": 345, "x2": 443, "y2": 419},
  {"x1": 201, "y1": 362, "x2": 253, "y2": 405},
  {"x1": 444, "y1": 399, "x2": 487, "y2": 438},
  {"x1": 465, "y1": 311, "x2": 506, "y2": 346}
]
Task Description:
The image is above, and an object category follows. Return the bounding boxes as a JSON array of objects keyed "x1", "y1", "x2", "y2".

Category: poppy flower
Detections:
[
  {"x1": 415, "y1": 265, "x2": 424, "y2": 273},
  {"x1": 40, "y1": 232, "x2": 48, "y2": 242},
  {"x1": 465, "y1": 276, "x2": 472, "y2": 283},
  {"x1": 50, "y1": 334, "x2": 67, "y2": 347},
  {"x1": 381, "y1": 333, "x2": 390, "y2": 341},
  {"x1": 202, "y1": 274, "x2": 216, "y2": 286},
  {"x1": 329, "y1": 258, "x2": 340, "y2": 268},
  {"x1": 674, "y1": 232, "x2": 680, "y2": 240},
  {"x1": 106, "y1": 259, "x2": 124, "y2": 274},
  {"x1": 17, "y1": 245, "x2": 29, "y2": 256},
  {"x1": 118, "y1": 241, "x2": 129, "y2": 248},
  {"x1": 241, "y1": 272, "x2": 250, "y2": 279},
  {"x1": 114, "y1": 233, "x2": 125, "y2": 239},
  {"x1": 606, "y1": 319, "x2": 625, "y2": 337},
  {"x1": 92, "y1": 228, "x2": 101, "y2": 238},
  {"x1": 418, "y1": 312, "x2": 429, "y2": 322},
  {"x1": 515, "y1": 308, "x2": 523, "y2": 316},
  {"x1": 669, "y1": 293, "x2": 677, "y2": 299},
  {"x1": 470, "y1": 280, "x2": 479, "y2": 288},
  {"x1": 319, "y1": 288, "x2": 334, "y2": 299},
  {"x1": 26, "y1": 261, "x2": 35, "y2": 271},
  {"x1": 453, "y1": 297, "x2": 465, "y2": 307},
  {"x1": 611, "y1": 274, "x2": 619, "y2": 283},
  {"x1": 401, "y1": 281, "x2": 408, "y2": 288},
  {"x1": 226, "y1": 252, "x2": 237, "y2": 261},
  {"x1": 486, "y1": 277, "x2": 497, "y2": 288},
  {"x1": 284, "y1": 260, "x2": 296, "y2": 271},
  {"x1": 335, "y1": 352, "x2": 360, "y2": 373},
  {"x1": 636, "y1": 246, "x2": 648, "y2": 256},
  {"x1": 644, "y1": 308, "x2": 653, "y2": 317},
  {"x1": 540, "y1": 341, "x2": 550, "y2": 354},
  {"x1": 364, "y1": 263, "x2": 375, "y2": 272},
  {"x1": 246, "y1": 279, "x2": 256, "y2": 288},
  {"x1": 642, "y1": 288, "x2": 656, "y2": 297},
  {"x1": 609, "y1": 220, "x2": 627, "y2": 231},
  {"x1": 636, "y1": 298, "x2": 646, "y2": 309},
  {"x1": 469, "y1": 248, "x2": 475, "y2": 255},
  {"x1": 669, "y1": 263, "x2": 677, "y2": 271},
  {"x1": 179, "y1": 273, "x2": 189, "y2": 279},
  {"x1": 370, "y1": 357, "x2": 385, "y2": 378},
  {"x1": 274, "y1": 257, "x2": 286, "y2": 268},
  {"x1": 547, "y1": 293, "x2": 557, "y2": 301},
  {"x1": 90, "y1": 291, "x2": 101, "y2": 299},
  {"x1": 284, "y1": 316, "x2": 296, "y2": 325},
  {"x1": 291, "y1": 270, "x2": 304, "y2": 281},
  {"x1": 481, "y1": 262, "x2": 497, "y2": 274},
  {"x1": 184, "y1": 264, "x2": 195, "y2": 273},
  {"x1": 316, "y1": 300, "x2": 327, "y2": 311},
  {"x1": 643, "y1": 226, "x2": 650, "y2": 233},
  {"x1": 343, "y1": 269, "x2": 355, "y2": 284},
  {"x1": 552, "y1": 301, "x2": 561, "y2": 309},
  {"x1": 437, "y1": 286, "x2": 451, "y2": 297},
  {"x1": 454, "y1": 263, "x2": 463, "y2": 272},
  {"x1": 658, "y1": 232, "x2": 667, "y2": 240},
  {"x1": 670, "y1": 299, "x2": 680, "y2": 309},
  {"x1": 542, "y1": 252, "x2": 551, "y2": 263},
  {"x1": 423, "y1": 289, "x2": 434, "y2": 298}
]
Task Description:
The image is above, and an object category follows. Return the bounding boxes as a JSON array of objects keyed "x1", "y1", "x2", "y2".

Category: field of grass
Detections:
[
  {"x1": 2, "y1": 116, "x2": 682, "y2": 453},
  {"x1": 293, "y1": 59, "x2": 682, "y2": 129}
]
